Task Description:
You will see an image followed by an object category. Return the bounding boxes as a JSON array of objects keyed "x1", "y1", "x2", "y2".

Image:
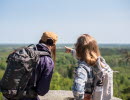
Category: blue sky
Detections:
[{"x1": 0, "y1": 0, "x2": 130, "y2": 44}]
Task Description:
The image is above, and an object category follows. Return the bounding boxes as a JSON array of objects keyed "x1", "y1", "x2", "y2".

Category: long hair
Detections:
[
  {"x1": 39, "y1": 39, "x2": 56, "y2": 63},
  {"x1": 51, "y1": 45, "x2": 56, "y2": 63},
  {"x1": 75, "y1": 34, "x2": 100, "y2": 66}
]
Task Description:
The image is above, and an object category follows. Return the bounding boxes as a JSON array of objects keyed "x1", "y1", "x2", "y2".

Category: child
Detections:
[{"x1": 65, "y1": 34, "x2": 113, "y2": 100}]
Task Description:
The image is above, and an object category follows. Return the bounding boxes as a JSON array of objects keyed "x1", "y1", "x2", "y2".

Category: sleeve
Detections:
[
  {"x1": 36, "y1": 56, "x2": 54, "y2": 96},
  {"x1": 71, "y1": 49, "x2": 77, "y2": 59},
  {"x1": 72, "y1": 66, "x2": 88, "y2": 100}
]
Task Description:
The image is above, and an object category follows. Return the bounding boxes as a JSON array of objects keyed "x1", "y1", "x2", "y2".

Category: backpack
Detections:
[
  {"x1": 92, "y1": 57, "x2": 113, "y2": 100},
  {"x1": 82, "y1": 57, "x2": 113, "y2": 100},
  {"x1": 0, "y1": 44, "x2": 50, "y2": 99}
]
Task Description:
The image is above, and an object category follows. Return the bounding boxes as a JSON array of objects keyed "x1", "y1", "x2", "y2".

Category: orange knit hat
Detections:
[{"x1": 41, "y1": 32, "x2": 58, "y2": 45}]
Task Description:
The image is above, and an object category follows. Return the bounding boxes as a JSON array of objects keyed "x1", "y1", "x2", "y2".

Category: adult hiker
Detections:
[
  {"x1": 21, "y1": 32, "x2": 58, "y2": 100},
  {"x1": 1, "y1": 32, "x2": 58, "y2": 100},
  {"x1": 65, "y1": 34, "x2": 113, "y2": 100}
]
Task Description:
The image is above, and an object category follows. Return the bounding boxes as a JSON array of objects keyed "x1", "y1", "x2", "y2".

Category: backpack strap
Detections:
[
  {"x1": 81, "y1": 65, "x2": 91, "y2": 78},
  {"x1": 28, "y1": 44, "x2": 51, "y2": 87},
  {"x1": 35, "y1": 51, "x2": 51, "y2": 57},
  {"x1": 80, "y1": 64, "x2": 94, "y2": 94},
  {"x1": 34, "y1": 51, "x2": 51, "y2": 87},
  {"x1": 30, "y1": 43, "x2": 51, "y2": 57}
]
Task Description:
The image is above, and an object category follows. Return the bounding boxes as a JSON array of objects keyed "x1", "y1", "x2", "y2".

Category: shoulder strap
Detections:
[
  {"x1": 28, "y1": 44, "x2": 51, "y2": 57},
  {"x1": 34, "y1": 51, "x2": 51, "y2": 87},
  {"x1": 35, "y1": 51, "x2": 51, "y2": 57},
  {"x1": 80, "y1": 64, "x2": 94, "y2": 94},
  {"x1": 81, "y1": 65, "x2": 90, "y2": 78}
]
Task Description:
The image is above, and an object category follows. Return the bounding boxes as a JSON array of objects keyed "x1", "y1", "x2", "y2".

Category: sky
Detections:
[{"x1": 0, "y1": 0, "x2": 130, "y2": 44}]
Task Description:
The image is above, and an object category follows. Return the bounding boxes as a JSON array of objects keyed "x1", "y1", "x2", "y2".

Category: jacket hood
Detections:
[{"x1": 36, "y1": 43, "x2": 51, "y2": 54}]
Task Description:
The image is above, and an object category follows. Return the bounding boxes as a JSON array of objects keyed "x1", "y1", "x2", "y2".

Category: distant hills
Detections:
[
  {"x1": 57, "y1": 44, "x2": 130, "y2": 49},
  {"x1": 0, "y1": 43, "x2": 130, "y2": 49}
]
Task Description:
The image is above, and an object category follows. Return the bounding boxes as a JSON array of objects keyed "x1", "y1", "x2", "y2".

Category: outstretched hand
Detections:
[{"x1": 64, "y1": 46, "x2": 72, "y2": 53}]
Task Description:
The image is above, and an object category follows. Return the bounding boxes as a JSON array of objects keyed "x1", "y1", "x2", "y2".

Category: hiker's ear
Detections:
[{"x1": 46, "y1": 38, "x2": 54, "y2": 46}]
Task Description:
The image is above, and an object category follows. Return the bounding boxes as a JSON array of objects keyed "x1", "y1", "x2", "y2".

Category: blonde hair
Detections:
[{"x1": 75, "y1": 34, "x2": 100, "y2": 66}]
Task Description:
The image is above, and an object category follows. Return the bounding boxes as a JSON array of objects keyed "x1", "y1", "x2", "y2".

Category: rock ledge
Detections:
[{"x1": 39, "y1": 90, "x2": 122, "y2": 100}]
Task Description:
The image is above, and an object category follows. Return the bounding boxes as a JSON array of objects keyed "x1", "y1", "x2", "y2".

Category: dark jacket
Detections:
[{"x1": 20, "y1": 43, "x2": 54, "y2": 100}]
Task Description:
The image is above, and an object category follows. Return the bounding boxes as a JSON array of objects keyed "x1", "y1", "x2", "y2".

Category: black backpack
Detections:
[{"x1": 0, "y1": 44, "x2": 50, "y2": 99}]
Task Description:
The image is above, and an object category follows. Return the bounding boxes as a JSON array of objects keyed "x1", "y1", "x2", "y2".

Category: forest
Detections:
[{"x1": 0, "y1": 44, "x2": 130, "y2": 100}]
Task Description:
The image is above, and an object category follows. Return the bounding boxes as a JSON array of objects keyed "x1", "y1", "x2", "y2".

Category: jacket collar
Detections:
[{"x1": 36, "y1": 43, "x2": 51, "y2": 54}]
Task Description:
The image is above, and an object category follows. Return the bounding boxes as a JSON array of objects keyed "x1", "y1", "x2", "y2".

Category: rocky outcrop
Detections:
[{"x1": 39, "y1": 90, "x2": 122, "y2": 100}]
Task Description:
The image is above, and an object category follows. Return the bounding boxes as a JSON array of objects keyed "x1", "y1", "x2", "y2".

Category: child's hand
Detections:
[{"x1": 64, "y1": 46, "x2": 72, "y2": 53}]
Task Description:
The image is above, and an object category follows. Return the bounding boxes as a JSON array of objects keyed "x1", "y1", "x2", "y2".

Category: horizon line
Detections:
[{"x1": 0, "y1": 43, "x2": 130, "y2": 45}]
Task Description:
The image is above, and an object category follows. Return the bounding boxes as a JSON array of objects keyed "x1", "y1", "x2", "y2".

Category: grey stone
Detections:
[{"x1": 39, "y1": 90, "x2": 122, "y2": 100}]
